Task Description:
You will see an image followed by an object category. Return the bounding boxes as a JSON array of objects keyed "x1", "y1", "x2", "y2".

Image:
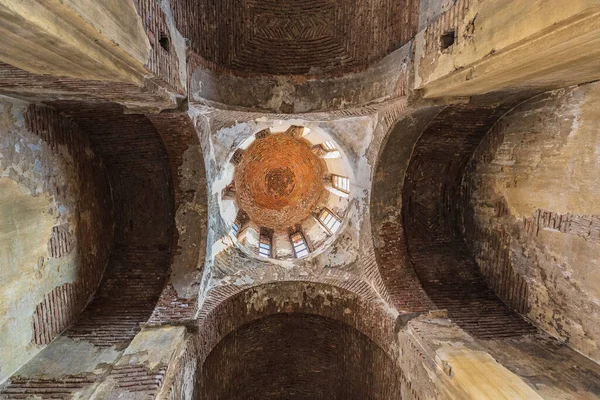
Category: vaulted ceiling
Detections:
[{"x1": 172, "y1": 0, "x2": 420, "y2": 75}]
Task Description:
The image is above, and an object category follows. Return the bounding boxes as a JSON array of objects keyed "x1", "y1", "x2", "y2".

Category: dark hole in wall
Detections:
[
  {"x1": 440, "y1": 30, "x2": 456, "y2": 49},
  {"x1": 159, "y1": 34, "x2": 170, "y2": 52}
]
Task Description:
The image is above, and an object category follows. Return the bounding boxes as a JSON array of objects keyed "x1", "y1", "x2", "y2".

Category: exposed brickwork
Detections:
[
  {"x1": 47, "y1": 225, "x2": 74, "y2": 259},
  {"x1": 49, "y1": 101, "x2": 174, "y2": 348},
  {"x1": 174, "y1": 0, "x2": 420, "y2": 76},
  {"x1": 32, "y1": 283, "x2": 82, "y2": 346},
  {"x1": 147, "y1": 284, "x2": 197, "y2": 324},
  {"x1": 197, "y1": 281, "x2": 397, "y2": 365},
  {"x1": 524, "y1": 209, "x2": 600, "y2": 243},
  {"x1": 234, "y1": 134, "x2": 326, "y2": 230},
  {"x1": 459, "y1": 85, "x2": 600, "y2": 369},
  {"x1": 0, "y1": 1, "x2": 185, "y2": 111},
  {"x1": 133, "y1": 0, "x2": 184, "y2": 93},
  {"x1": 2, "y1": 102, "x2": 175, "y2": 397},
  {"x1": 24, "y1": 104, "x2": 113, "y2": 348},
  {"x1": 377, "y1": 221, "x2": 435, "y2": 312},
  {"x1": 110, "y1": 365, "x2": 167, "y2": 394},
  {"x1": 0, "y1": 376, "x2": 95, "y2": 399},
  {"x1": 370, "y1": 106, "x2": 441, "y2": 313},
  {"x1": 402, "y1": 105, "x2": 536, "y2": 339},
  {"x1": 201, "y1": 314, "x2": 403, "y2": 399},
  {"x1": 422, "y1": 0, "x2": 471, "y2": 55}
]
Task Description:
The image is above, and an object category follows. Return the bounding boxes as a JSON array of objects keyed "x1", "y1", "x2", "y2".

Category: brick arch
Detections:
[
  {"x1": 195, "y1": 280, "x2": 407, "y2": 399},
  {"x1": 399, "y1": 102, "x2": 600, "y2": 398},
  {"x1": 146, "y1": 113, "x2": 209, "y2": 324},
  {"x1": 370, "y1": 107, "x2": 442, "y2": 313},
  {"x1": 0, "y1": 102, "x2": 177, "y2": 398},
  {"x1": 197, "y1": 280, "x2": 398, "y2": 363},
  {"x1": 400, "y1": 104, "x2": 535, "y2": 339},
  {"x1": 51, "y1": 101, "x2": 176, "y2": 347}
]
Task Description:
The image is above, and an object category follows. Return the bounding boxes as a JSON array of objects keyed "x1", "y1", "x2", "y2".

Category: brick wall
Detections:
[
  {"x1": 52, "y1": 102, "x2": 174, "y2": 348},
  {"x1": 370, "y1": 107, "x2": 442, "y2": 313},
  {"x1": 201, "y1": 314, "x2": 403, "y2": 399},
  {"x1": 133, "y1": 0, "x2": 185, "y2": 93},
  {"x1": 1, "y1": 102, "x2": 175, "y2": 397}
]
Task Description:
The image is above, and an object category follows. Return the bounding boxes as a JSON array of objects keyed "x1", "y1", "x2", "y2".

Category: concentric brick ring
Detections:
[{"x1": 234, "y1": 134, "x2": 326, "y2": 230}]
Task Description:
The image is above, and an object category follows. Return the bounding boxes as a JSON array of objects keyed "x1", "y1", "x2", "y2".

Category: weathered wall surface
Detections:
[
  {"x1": 0, "y1": 98, "x2": 113, "y2": 383},
  {"x1": 0, "y1": 102, "x2": 175, "y2": 398},
  {"x1": 413, "y1": 0, "x2": 600, "y2": 98},
  {"x1": 399, "y1": 314, "x2": 544, "y2": 400},
  {"x1": 461, "y1": 82, "x2": 600, "y2": 363},
  {"x1": 190, "y1": 46, "x2": 410, "y2": 113}
]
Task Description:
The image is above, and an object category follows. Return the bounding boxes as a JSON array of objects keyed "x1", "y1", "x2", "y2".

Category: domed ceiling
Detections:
[
  {"x1": 173, "y1": 0, "x2": 420, "y2": 75},
  {"x1": 234, "y1": 134, "x2": 326, "y2": 230},
  {"x1": 219, "y1": 125, "x2": 352, "y2": 260}
]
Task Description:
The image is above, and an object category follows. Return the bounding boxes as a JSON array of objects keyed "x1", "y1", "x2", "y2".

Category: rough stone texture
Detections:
[
  {"x1": 461, "y1": 82, "x2": 600, "y2": 363},
  {"x1": 0, "y1": 98, "x2": 112, "y2": 384},
  {"x1": 201, "y1": 314, "x2": 402, "y2": 400},
  {"x1": 173, "y1": 0, "x2": 419, "y2": 76}
]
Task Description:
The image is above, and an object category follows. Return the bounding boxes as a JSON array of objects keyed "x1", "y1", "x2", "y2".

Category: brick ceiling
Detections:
[
  {"x1": 173, "y1": 0, "x2": 420, "y2": 75},
  {"x1": 234, "y1": 133, "x2": 326, "y2": 230}
]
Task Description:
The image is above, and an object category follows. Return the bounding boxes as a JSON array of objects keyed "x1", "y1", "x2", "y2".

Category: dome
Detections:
[
  {"x1": 234, "y1": 133, "x2": 326, "y2": 230},
  {"x1": 220, "y1": 124, "x2": 352, "y2": 261}
]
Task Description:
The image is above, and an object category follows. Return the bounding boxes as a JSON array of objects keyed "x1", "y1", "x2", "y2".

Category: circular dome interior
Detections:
[
  {"x1": 220, "y1": 124, "x2": 352, "y2": 261},
  {"x1": 234, "y1": 133, "x2": 326, "y2": 230}
]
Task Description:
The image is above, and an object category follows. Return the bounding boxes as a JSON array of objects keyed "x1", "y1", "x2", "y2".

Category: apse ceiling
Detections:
[{"x1": 173, "y1": 0, "x2": 420, "y2": 75}]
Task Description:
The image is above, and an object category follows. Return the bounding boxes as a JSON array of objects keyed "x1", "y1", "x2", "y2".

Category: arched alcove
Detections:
[
  {"x1": 196, "y1": 280, "x2": 404, "y2": 399},
  {"x1": 200, "y1": 313, "x2": 402, "y2": 400},
  {"x1": 399, "y1": 102, "x2": 600, "y2": 398}
]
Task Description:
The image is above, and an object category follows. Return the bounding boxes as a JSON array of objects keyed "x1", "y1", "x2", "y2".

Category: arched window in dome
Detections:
[
  {"x1": 315, "y1": 141, "x2": 341, "y2": 159},
  {"x1": 258, "y1": 228, "x2": 273, "y2": 258},
  {"x1": 290, "y1": 231, "x2": 309, "y2": 258},
  {"x1": 232, "y1": 210, "x2": 249, "y2": 237},
  {"x1": 321, "y1": 141, "x2": 336, "y2": 151},
  {"x1": 332, "y1": 175, "x2": 350, "y2": 194},
  {"x1": 318, "y1": 208, "x2": 342, "y2": 235},
  {"x1": 231, "y1": 221, "x2": 240, "y2": 237}
]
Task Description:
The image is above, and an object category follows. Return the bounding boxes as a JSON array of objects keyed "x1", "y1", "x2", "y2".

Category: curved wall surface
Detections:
[{"x1": 0, "y1": 98, "x2": 113, "y2": 383}]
